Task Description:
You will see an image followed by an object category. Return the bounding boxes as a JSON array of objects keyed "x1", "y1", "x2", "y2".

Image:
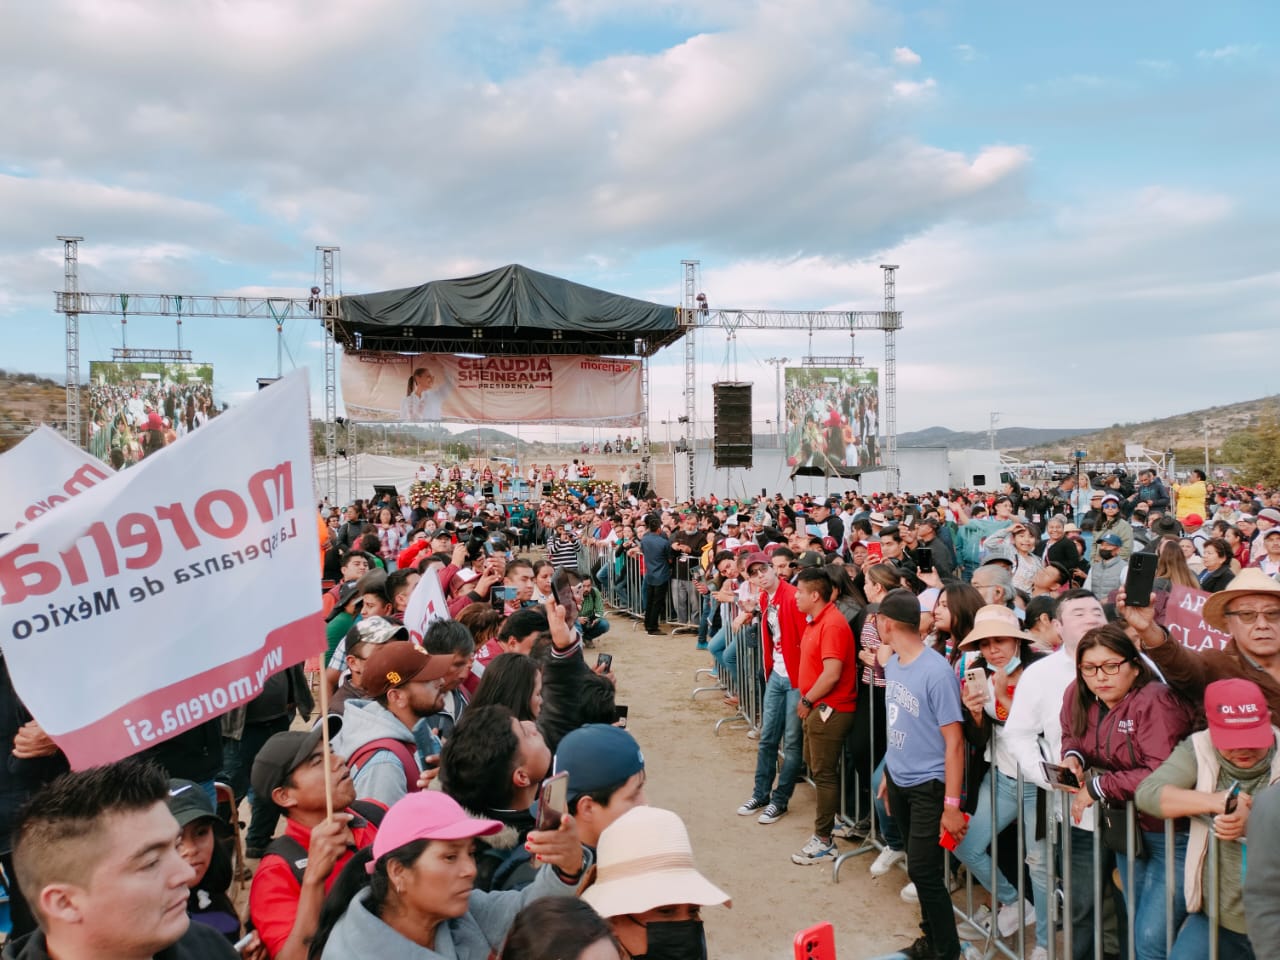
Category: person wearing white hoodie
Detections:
[{"x1": 1002, "y1": 588, "x2": 1110, "y2": 960}]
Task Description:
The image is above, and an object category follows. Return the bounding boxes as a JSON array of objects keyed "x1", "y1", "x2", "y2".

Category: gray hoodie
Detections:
[
  {"x1": 320, "y1": 862, "x2": 580, "y2": 960},
  {"x1": 331, "y1": 698, "x2": 421, "y2": 807}
]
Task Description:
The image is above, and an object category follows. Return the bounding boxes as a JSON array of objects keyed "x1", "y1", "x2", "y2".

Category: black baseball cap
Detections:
[
  {"x1": 166, "y1": 779, "x2": 218, "y2": 828},
  {"x1": 878, "y1": 588, "x2": 921, "y2": 631},
  {"x1": 250, "y1": 717, "x2": 343, "y2": 800}
]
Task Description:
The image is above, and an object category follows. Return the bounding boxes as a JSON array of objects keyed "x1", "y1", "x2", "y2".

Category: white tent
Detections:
[{"x1": 313, "y1": 453, "x2": 422, "y2": 502}]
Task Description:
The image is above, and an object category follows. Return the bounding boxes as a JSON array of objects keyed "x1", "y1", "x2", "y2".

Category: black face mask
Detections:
[{"x1": 631, "y1": 920, "x2": 708, "y2": 960}]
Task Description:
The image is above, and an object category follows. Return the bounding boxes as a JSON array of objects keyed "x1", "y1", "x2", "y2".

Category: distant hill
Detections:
[
  {"x1": 0, "y1": 369, "x2": 78, "y2": 452},
  {"x1": 898, "y1": 425, "x2": 1095, "y2": 450},
  {"x1": 1012, "y1": 395, "x2": 1280, "y2": 463}
]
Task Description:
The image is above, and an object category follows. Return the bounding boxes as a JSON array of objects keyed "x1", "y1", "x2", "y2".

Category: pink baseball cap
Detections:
[
  {"x1": 1205, "y1": 678, "x2": 1275, "y2": 751},
  {"x1": 367, "y1": 792, "x2": 502, "y2": 872}
]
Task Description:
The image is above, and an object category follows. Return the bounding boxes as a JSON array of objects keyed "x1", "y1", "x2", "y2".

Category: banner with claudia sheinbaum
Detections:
[{"x1": 341, "y1": 351, "x2": 644, "y2": 426}]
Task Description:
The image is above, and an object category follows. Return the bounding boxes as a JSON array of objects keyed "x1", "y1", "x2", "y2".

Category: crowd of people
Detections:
[
  {"x1": 566, "y1": 471, "x2": 1280, "y2": 960},
  {"x1": 4, "y1": 466, "x2": 1280, "y2": 960},
  {"x1": 87, "y1": 375, "x2": 218, "y2": 467}
]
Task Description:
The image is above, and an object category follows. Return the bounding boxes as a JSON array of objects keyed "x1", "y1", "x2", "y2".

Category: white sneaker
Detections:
[
  {"x1": 869, "y1": 847, "x2": 906, "y2": 877},
  {"x1": 1029, "y1": 947, "x2": 1048, "y2": 960},
  {"x1": 900, "y1": 881, "x2": 918, "y2": 903},
  {"x1": 956, "y1": 905, "x2": 991, "y2": 940},
  {"x1": 997, "y1": 899, "x2": 1034, "y2": 938}
]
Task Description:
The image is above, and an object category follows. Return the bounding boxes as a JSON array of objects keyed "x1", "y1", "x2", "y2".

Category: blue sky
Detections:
[{"x1": 2, "y1": 1, "x2": 1276, "y2": 443}]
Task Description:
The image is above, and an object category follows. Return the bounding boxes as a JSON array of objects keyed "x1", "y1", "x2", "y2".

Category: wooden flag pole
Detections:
[{"x1": 317, "y1": 678, "x2": 335, "y2": 821}]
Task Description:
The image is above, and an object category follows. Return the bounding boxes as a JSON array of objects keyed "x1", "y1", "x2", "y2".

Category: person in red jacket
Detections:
[
  {"x1": 735, "y1": 551, "x2": 808, "y2": 825},
  {"x1": 247, "y1": 724, "x2": 380, "y2": 960}
]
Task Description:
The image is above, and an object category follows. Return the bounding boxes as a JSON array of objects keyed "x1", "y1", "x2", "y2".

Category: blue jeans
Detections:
[
  {"x1": 752, "y1": 671, "x2": 804, "y2": 807},
  {"x1": 952, "y1": 768, "x2": 1049, "y2": 946},
  {"x1": 696, "y1": 596, "x2": 713, "y2": 646},
  {"x1": 1170, "y1": 913, "x2": 1255, "y2": 960},
  {"x1": 1118, "y1": 829, "x2": 1187, "y2": 960},
  {"x1": 581, "y1": 617, "x2": 611, "y2": 643},
  {"x1": 872, "y1": 758, "x2": 903, "y2": 850},
  {"x1": 1066, "y1": 824, "x2": 1123, "y2": 960},
  {"x1": 708, "y1": 626, "x2": 737, "y2": 681}
]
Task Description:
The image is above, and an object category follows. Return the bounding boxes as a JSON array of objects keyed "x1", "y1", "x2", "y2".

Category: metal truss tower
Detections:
[
  {"x1": 54, "y1": 237, "x2": 339, "y2": 503},
  {"x1": 880, "y1": 264, "x2": 900, "y2": 491},
  {"x1": 680, "y1": 260, "x2": 700, "y2": 501},
  {"x1": 681, "y1": 265, "x2": 905, "y2": 493},
  {"x1": 58, "y1": 236, "x2": 84, "y2": 446}
]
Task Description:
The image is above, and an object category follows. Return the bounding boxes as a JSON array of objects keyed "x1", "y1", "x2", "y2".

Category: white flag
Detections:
[
  {"x1": 403, "y1": 565, "x2": 451, "y2": 646},
  {"x1": 0, "y1": 370, "x2": 323, "y2": 768},
  {"x1": 0, "y1": 426, "x2": 114, "y2": 534}
]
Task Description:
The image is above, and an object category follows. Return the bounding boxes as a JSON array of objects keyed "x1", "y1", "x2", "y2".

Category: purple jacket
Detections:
[{"x1": 1060, "y1": 680, "x2": 1194, "y2": 833}]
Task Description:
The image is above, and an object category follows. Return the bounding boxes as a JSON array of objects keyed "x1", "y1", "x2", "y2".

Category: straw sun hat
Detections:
[{"x1": 1202, "y1": 568, "x2": 1280, "y2": 632}]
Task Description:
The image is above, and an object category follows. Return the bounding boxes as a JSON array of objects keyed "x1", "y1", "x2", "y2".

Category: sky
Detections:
[{"x1": 2, "y1": 0, "x2": 1277, "y2": 445}]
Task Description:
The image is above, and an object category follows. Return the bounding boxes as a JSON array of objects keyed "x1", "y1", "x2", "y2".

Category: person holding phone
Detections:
[
  {"x1": 1002, "y1": 588, "x2": 1110, "y2": 960},
  {"x1": 1059, "y1": 624, "x2": 1194, "y2": 960},
  {"x1": 310, "y1": 790, "x2": 588, "y2": 960},
  {"x1": 948, "y1": 607, "x2": 1044, "y2": 944},
  {"x1": 1137, "y1": 679, "x2": 1280, "y2": 960}
]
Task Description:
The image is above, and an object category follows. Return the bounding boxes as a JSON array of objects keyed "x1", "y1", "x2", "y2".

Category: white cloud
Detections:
[
  {"x1": 892, "y1": 45, "x2": 922, "y2": 66},
  {"x1": 1196, "y1": 44, "x2": 1259, "y2": 62},
  {"x1": 892, "y1": 77, "x2": 937, "y2": 99},
  {"x1": 953, "y1": 43, "x2": 978, "y2": 62}
]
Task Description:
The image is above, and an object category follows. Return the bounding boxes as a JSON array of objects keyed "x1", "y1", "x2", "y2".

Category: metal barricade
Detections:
[{"x1": 831, "y1": 706, "x2": 1237, "y2": 960}]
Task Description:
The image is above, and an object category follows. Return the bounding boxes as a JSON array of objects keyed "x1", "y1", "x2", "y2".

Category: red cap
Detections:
[
  {"x1": 1205, "y1": 678, "x2": 1274, "y2": 750},
  {"x1": 741, "y1": 551, "x2": 771, "y2": 571},
  {"x1": 1183, "y1": 513, "x2": 1204, "y2": 528}
]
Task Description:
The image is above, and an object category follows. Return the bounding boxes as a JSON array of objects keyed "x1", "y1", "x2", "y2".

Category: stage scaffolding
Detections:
[{"x1": 55, "y1": 240, "x2": 904, "y2": 504}]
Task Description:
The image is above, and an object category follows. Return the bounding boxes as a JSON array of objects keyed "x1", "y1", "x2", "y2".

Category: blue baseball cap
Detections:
[
  {"x1": 553, "y1": 724, "x2": 645, "y2": 803},
  {"x1": 1098, "y1": 533, "x2": 1124, "y2": 547}
]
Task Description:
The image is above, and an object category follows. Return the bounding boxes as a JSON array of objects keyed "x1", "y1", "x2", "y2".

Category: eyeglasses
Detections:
[
  {"x1": 1222, "y1": 608, "x2": 1280, "y2": 625},
  {"x1": 1080, "y1": 660, "x2": 1128, "y2": 677}
]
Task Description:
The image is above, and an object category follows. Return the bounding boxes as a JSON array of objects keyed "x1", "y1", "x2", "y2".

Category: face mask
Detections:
[
  {"x1": 631, "y1": 919, "x2": 708, "y2": 960},
  {"x1": 1098, "y1": 549, "x2": 1115, "y2": 559}
]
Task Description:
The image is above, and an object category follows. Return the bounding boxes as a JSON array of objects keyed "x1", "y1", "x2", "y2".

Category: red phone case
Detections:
[{"x1": 793, "y1": 922, "x2": 836, "y2": 960}]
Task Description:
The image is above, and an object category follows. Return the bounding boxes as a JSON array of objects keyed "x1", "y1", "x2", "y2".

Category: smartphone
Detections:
[
  {"x1": 596, "y1": 653, "x2": 613, "y2": 671},
  {"x1": 939, "y1": 812, "x2": 972, "y2": 851},
  {"x1": 552, "y1": 569, "x2": 580, "y2": 622},
  {"x1": 793, "y1": 922, "x2": 836, "y2": 960},
  {"x1": 964, "y1": 667, "x2": 989, "y2": 698},
  {"x1": 535, "y1": 771, "x2": 570, "y2": 831},
  {"x1": 917, "y1": 546, "x2": 934, "y2": 574},
  {"x1": 1224, "y1": 780, "x2": 1241, "y2": 814},
  {"x1": 1124, "y1": 553, "x2": 1158, "y2": 607},
  {"x1": 614, "y1": 704, "x2": 629, "y2": 728},
  {"x1": 1040, "y1": 761, "x2": 1081, "y2": 791},
  {"x1": 867, "y1": 541, "x2": 883, "y2": 562},
  {"x1": 818, "y1": 703, "x2": 834, "y2": 722}
]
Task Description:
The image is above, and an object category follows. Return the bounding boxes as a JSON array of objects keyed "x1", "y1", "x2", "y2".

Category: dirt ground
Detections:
[{"x1": 597, "y1": 615, "x2": 926, "y2": 960}]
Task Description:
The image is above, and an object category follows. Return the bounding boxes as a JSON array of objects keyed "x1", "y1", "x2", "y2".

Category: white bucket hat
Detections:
[{"x1": 581, "y1": 807, "x2": 731, "y2": 918}]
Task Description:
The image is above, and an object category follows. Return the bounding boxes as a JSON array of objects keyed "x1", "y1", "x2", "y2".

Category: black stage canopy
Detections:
[{"x1": 336, "y1": 264, "x2": 683, "y2": 357}]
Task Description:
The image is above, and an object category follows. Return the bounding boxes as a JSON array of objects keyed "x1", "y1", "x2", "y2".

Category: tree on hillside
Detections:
[{"x1": 1221, "y1": 411, "x2": 1280, "y2": 487}]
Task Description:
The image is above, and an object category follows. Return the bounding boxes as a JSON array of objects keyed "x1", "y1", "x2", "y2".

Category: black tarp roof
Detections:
[{"x1": 336, "y1": 264, "x2": 683, "y2": 357}]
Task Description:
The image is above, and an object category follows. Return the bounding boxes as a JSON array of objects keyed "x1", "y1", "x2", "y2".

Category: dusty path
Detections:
[{"x1": 598, "y1": 614, "x2": 926, "y2": 960}]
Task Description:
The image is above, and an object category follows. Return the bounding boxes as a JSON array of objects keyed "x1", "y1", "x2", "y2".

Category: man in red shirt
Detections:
[
  {"x1": 735, "y1": 551, "x2": 807, "y2": 825},
  {"x1": 248, "y1": 723, "x2": 380, "y2": 960},
  {"x1": 790, "y1": 566, "x2": 858, "y2": 866}
]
